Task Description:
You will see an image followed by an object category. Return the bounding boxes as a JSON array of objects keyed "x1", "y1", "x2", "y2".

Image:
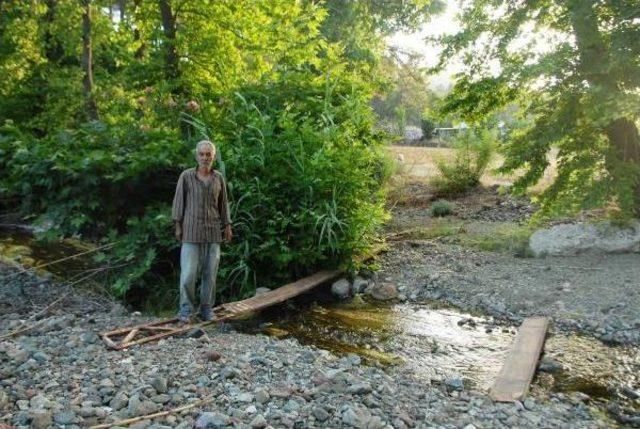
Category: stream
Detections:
[{"x1": 2, "y1": 227, "x2": 639, "y2": 423}]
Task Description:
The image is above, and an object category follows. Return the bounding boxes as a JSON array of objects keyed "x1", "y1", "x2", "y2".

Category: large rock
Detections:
[
  {"x1": 365, "y1": 282, "x2": 398, "y2": 301},
  {"x1": 529, "y1": 221, "x2": 640, "y2": 256},
  {"x1": 331, "y1": 279, "x2": 351, "y2": 299}
]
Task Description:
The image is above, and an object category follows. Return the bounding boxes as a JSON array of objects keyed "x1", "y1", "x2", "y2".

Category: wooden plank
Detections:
[
  {"x1": 219, "y1": 270, "x2": 341, "y2": 316},
  {"x1": 489, "y1": 317, "x2": 550, "y2": 402},
  {"x1": 100, "y1": 270, "x2": 342, "y2": 349}
]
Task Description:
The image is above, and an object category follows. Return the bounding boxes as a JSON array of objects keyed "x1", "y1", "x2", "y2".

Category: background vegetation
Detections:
[{"x1": 0, "y1": 0, "x2": 440, "y2": 308}]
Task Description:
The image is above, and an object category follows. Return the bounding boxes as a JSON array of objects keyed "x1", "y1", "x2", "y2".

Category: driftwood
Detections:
[{"x1": 89, "y1": 396, "x2": 214, "y2": 428}]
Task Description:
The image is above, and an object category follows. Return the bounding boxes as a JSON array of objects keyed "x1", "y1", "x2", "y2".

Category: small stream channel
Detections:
[{"x1": 2, "y1": 227, "x2": 639, "y2": 423}]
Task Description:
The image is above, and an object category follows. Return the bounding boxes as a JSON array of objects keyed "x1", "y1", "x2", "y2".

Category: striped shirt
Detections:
[{"x1": 171, "y1": 167, "x2": 231, "y2": 243}]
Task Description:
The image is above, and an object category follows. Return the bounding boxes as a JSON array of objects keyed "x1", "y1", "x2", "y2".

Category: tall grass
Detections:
[{"x1": 432, "y1": 129, "x2": 495, "y2": 196}]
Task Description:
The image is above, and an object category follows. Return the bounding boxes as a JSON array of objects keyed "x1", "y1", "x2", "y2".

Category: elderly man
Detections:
[{"x1": 172, "y1": 140, "x2": 232, "y2": 323}]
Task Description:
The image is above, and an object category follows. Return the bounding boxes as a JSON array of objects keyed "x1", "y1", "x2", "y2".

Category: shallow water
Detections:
[
  {"x1": 237, "y1": 292, "x2": 515, "y2": 390},
  {"x1": 237, "y1": 289, "x2": 640, "y2": 419}
]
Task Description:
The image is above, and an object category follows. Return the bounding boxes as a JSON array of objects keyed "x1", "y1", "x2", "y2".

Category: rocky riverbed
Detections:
[
  {"x1": 1, "y1": 260, "x2": 636, "y2": 428},
  {"x1": 1, "y1": 184, "x2": 640, "y2": 428}
]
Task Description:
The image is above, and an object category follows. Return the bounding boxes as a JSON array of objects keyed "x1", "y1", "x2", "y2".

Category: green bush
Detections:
[
  {"x1": 430, "y1": 200, "x2": 455, "y2": 217},
  {"x1": 0, "y1": 67, "x2": 392, "y2": 307},
  {"x1": 420, "y1": 114, "x2": 437, "y2": 139},
  {"x1": 432, "y1": 128, "x2": 495, "y2": 196}
]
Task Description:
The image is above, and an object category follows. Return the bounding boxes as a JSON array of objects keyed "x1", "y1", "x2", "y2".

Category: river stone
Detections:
[
  {"x1": 367, "y1": 416, "x2": 385, "y2": 429},
  {"x1": 0, "y1": 390, "x2": 8, "y2": 408},
  {"x1": 331, "y1": 279, "x2": 351, "y2": 299},
  {"x1": 128, "y1": 394, "x2": 160, "y2": 417},
  {"x1": 342, "y1": 406, "x2": 369, "y2": 428},
  {"x1": 529, "y1": 220, "x2": 640, "y2": 256},
  {"x1": 254, "y1": 388, "x2": 270, "y2": 404},
  {"x1": 29, "y1": 410, "x2": 52, "y2": 429},
  {"x1": 348, "y1": 382, "x2": 373, "y2": 395},
  {"x1": 444, "y1": 378, "x2": 464, "y2": 391},
  {"x1": 312, "y1": 407, "x2": 330, "y2": 422},
  {"x1": 366, "y1": 282, "x2": 398, "y2": 301},
  {"x1": 254, "y1": 287, "x2": 271, "y2": 296},
  {"x1": 237, "y1": 392, "x2": 254, "y2": 403},
  {"x1": 195, "y1": 411, "x2": 229, "y2": 429},
  {"x1": 220, "y1": 366, "x2": 241, "y2": 380},
  {"x1": 351, "y1": 276, "x2": 369, "y2": 294},
  {"x1": 53, "y1": 409, "x2": 76, "y2": 425},
  {"x1": 110, "y1": 391, "x2": 129, "y2": 410},
  {"x1": 151, "y1": 376, "x2": 168, "y2": 394},
  {"x1": 250, "y1": 414, "x2": 267, "y2": 428}
]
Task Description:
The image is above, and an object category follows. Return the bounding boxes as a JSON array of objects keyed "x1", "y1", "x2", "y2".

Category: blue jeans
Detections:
[{"x1": 178, "y1": 242, "x2": 221, "y2": 318}]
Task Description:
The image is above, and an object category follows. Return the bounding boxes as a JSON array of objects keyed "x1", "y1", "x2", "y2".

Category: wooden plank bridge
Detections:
[{"x1": 101, "y1": 270, "x2": 342, "y2": 350}]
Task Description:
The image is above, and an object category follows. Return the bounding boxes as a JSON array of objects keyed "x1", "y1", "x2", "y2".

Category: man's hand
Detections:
[
  {"x1": 224, "y1": 224, "x2": 233, "y2": 243},
  {"x1": 175, "y1": 223, "x2": 182, "y2": 241}
]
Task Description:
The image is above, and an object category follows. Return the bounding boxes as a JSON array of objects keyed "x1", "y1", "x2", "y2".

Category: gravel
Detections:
[{"x1": 1, "y1": 261, "x2": 622, "y2": 428}]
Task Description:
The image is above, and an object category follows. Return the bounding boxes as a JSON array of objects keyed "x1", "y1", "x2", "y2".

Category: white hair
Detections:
[{"x1": 195, "y1": 140, "x2": 216, "y2": 156}]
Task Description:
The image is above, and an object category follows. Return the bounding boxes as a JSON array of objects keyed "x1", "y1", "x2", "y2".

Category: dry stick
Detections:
[
  {"x1": 0, "y1": 241, "x2": 116, "y2": 281},
  {"x1": 89, "y1": 396, "x2": 214, "y2": 429}
]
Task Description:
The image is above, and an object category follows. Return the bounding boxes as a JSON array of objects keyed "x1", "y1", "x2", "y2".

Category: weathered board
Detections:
[
  {"x1": 100, "y1": 269, "x2": 342, "y2": 350},
  {"x1": 489, "y1": 316, "x2": 550, "y2": 402}
]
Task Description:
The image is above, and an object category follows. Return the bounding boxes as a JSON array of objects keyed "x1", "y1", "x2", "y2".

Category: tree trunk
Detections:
[
  {"x1": 158, "y1": 0, "x2": 179, "y2": 82},
  {"x1": 44, "y1": 0, "x2": 64, "y2": 63},
  {"x1": 82, "y1": 0, "x2": 99, "y2": 121},
  {"x1": 568, "y1": 0, "x2": 640, "y2": 213},
  {"x1": 132, "y1": 0, "x2": 145, "y2": 59}
]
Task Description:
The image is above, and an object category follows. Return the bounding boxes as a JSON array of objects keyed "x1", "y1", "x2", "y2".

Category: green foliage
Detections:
[
  {"x1": 420, "y1": 111, "x2": 437, "y2": 139},
  {"x1": 436, "y1": 0, "x2": 640, "y2": 218},
  {"x1": 430, "y1": 200, "x2": 455, "y2": 217},
  {"x1": 432, "y1": 129, "x2": 495, "y2": 196},
  {"x1": 460, "y1": 224, "x2": 534, "y2": 257},
  {"x1": 0, "y1": 0, "x2": 445, "y2": 310}
]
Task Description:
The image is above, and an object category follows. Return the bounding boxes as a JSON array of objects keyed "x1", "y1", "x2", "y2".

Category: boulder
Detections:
[
  {"x1": 331, "y1": 279, "x2": 351, "y2": 299},
  {"x1": 365, "y1": 282, "x2": 398, "y2": 301},
  {"x1": 529, "y1": 221, "x2": 640, "y2": 257}
]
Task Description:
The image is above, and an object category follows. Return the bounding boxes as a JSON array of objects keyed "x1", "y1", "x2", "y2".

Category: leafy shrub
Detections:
[
  {"x1": 0, "y1": 66, "x2": 392, "y2": 307},
  {"x1": 432, "y1": 129, "x2": 495, "y2": 196},
  {"x1": 430, "y1": 200, "x2": 455, "y2": 217},
  {"x1": 420, "y1": 114, "x2": 437, "y2": 139}
]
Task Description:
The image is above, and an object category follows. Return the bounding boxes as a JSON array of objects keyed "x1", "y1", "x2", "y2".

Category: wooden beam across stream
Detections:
[
  {"x1": 100, "y1": 269, "x2": 342, "y2": 350},
  {"x1": 489, "y1": 316, "x2": 550, "y2": 402}
]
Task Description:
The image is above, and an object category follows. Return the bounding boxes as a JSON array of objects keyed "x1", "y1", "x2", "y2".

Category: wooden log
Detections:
[
  {"x1": 489, "y1": 317, "x2": 550, "y2": 402},
  {"x1": 101, "y1": 318, "x2": 180, "y2": 336},
  {"x1": 121, "y1": 328, "x2": 138, "y2": 344},
  {"x1": 140, "y1": 326, "x2": 179, "y2": 332}
]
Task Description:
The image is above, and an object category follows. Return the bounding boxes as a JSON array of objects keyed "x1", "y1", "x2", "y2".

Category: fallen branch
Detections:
[
  {"x1": 89, "y1": 396, "x2": 214, "y2": 429},
  {"x1": 0, "y1": 241, "x2": 116, "y2": 281}
]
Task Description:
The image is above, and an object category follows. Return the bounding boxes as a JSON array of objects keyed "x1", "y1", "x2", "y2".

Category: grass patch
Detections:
[
  {"x1": 390, "y1": 219, "x2": 463, "y2": 241},
  {"x1": 460, "y1": 223, "x2": 534, "y2": 257},
  {"x1": 430, "y1": 200, "x2": 455, "y2": 217}
]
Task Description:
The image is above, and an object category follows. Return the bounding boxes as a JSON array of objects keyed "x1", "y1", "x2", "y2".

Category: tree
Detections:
[
  {"x1": 82, "y1": 0, "x2": 98, "y2": 120},
  {"x1": 436, "y1": 0, "x2": 640, "y2": 217}
]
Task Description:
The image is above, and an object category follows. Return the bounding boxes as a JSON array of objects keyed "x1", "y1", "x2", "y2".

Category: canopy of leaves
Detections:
[
  {"x1": 436, "y1": 0, "x2": 640, "y2": 218},
  {"x1": 0, "y1": 0, "x2": 443, "y2": 308}
]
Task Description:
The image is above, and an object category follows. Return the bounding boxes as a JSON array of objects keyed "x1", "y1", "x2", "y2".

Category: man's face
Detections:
[{"x1": 197, "y1": 145, "x2": 214, "y2": 168}]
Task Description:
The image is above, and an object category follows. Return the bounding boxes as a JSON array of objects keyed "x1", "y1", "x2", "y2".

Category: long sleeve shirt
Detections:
[{"x1": 171, "y1": 167, "x2": 231, "y2": 243}]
